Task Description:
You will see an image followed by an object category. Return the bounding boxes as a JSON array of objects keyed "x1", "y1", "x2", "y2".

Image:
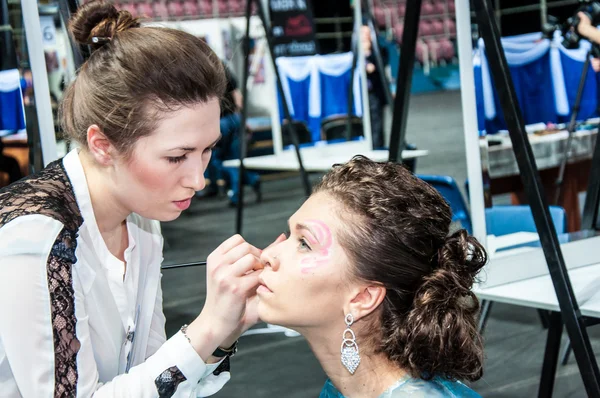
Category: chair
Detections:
[
  {"x1": 448, "y1": 0, "x2": 455, "y2": 13},
  {"x1": 398, "y1": 3, "x2": 406, "y2": 17},
  {"x1": 229, "y1": 0, "x2": 244, "y2": 14},
  {"x1": 430, "y1": 19, "x2": 444, "y2": 36},
  {"x1": 443, "y1": 18, "x2": 456, "y2": 34},
  {"x1": 418, "y1": 20, "x2": 433, "y2": 37},
  {"x1": 421, "y1": 1, "x2": 435, "y2": 16},
  {"x1": 433, "y1": 0, "x2": 446, "y2": 15},
  {"x1": 167, "y1": 0, "x2": 184, "y2": 18},
  {"x1": 415, "y1": 40, "x2": 427, "y2": 63},
  {"x1": 217, "y1": 0, "x2": 228, "y2": 15},
  {"x1": 183, "y1": 0, "x2": 199, "y2": 17},
  {"x1": 152, "y1": 1, "x2": 169, "y2": 19},
  {"x1": 136, "y1": 1, "x2": 154, "y2": 18},
  {"x1": 120, "y1": 1, "x2": 138, "y2": 17},
  {"x1": 282, "y1": 121, "x2": 313, "y2": 147},
  {"x1": 485, "y1": 205, "x2": 567, "y2": 237},
  {"x1": 438, "y1": 38, "x2": 455, "y2": 60},
  {"x1": 416, "y1": 175, "x2": 472, "y2": 233},
  {"x1": 426, "y1": 39, "x2": 441, "y2": 63},
  {"x1": 199, "y1": 0, "x2": 212, "y2": 15},
  {"x1": 321, "y1": 115, "x2": 364, "y2": 142}
]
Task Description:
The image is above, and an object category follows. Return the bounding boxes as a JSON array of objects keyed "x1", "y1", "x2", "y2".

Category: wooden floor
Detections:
[{"x1": 160, "y1": 91, "x2": 600, "y2": 397}]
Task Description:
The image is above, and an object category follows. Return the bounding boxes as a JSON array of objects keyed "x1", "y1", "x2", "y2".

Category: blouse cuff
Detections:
[
  {"x1": 145, "y1": 331, "x2": 207, "y2": 384},
  {"x1": 169, "y1": 331, "x2": 208, "y2": 382},
  {"x1": 203, "y1": 357, "x2": 225, "y2": 379}
]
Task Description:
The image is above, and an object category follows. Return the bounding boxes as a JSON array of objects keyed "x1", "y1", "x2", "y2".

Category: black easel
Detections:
[
  {"x1": 235, "y1": 0, "x2": 312, "y2": 234},
  {"x1": 388, "y1": 0, "x2": 422, "y2": 163},
  {"x1": 470, "y1": 0, "x2": 600, "y2": 396}
]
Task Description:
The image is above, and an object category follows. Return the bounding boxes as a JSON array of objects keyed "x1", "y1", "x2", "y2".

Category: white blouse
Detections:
[{"x1": 0, "y1": 149, "x2": 228, "y2": 397}]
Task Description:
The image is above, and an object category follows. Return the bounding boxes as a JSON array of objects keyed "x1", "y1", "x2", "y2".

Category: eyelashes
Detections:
[
  {"x1": 283, "y1": 230, "x2": 312, "y2": 251},
  {"x1": 298, "y1": 238, "x2": 311, "y2": 251},
  {"x1": 167, "y1": 146, "x2": 215, "y2": 164},
  {"x1": 167, "y1": 155, "x2": 187, "y2": 164}
]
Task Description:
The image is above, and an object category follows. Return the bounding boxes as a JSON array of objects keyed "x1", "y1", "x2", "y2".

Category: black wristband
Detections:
[{"x1": 212, "y1": 340, "x2": 238, "y2": 358}]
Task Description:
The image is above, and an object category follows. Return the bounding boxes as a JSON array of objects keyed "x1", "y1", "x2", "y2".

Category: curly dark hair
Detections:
[{"x1": 313, "y1": 155, "x2": 486, "y2": 382}]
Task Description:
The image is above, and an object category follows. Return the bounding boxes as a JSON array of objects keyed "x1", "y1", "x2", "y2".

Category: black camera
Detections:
[{"x1": 542, "y1": 1, "x2": 600, "y2": 49}]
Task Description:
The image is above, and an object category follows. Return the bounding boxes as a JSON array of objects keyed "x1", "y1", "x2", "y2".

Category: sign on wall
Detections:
[
  {"x1": 270, "y1": 0, "x2": 318, "y2": 57},
  {"x1": 39, "y1": 16, "x2": 57, "y2": 47}
]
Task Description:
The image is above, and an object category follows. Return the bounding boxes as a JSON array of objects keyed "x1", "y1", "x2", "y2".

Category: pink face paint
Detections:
[{"x1": 300, "y1": 219, "x2": 333, "y2": 274}]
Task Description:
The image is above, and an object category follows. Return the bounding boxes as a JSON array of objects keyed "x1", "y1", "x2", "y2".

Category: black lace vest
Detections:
[{"x1": 0, "y1": 160, "x2": 83, "y2": 397}]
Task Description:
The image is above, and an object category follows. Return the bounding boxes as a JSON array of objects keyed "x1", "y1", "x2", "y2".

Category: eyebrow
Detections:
[
  {"x1": 289, "y1": 219, "x2": 320, "y2": 244},
  {"x1": 167, "y1": 134, "x2": 222, "y2": 152}
]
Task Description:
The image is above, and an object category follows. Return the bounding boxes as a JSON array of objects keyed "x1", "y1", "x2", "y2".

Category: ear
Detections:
[
  {"x1": 346, "y1": 284, "x2": 387, "y2": 322},
  {"x1": 86, "y1": 124, "x2": 114, "y2": 166}
]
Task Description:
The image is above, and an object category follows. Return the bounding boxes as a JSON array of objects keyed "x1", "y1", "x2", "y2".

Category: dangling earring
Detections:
[{"x1": 341, "y1": 313, "x2": 360, "y2": 374}]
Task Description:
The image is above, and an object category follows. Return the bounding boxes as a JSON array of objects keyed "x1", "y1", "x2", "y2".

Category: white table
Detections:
[
  {"x1": 475, "y1": 263, "x2": 600, "y2": 318},
  {"x1": 475, "y1": 232, "x2": 600, "y2": 316},
  {"x1": 473, "y1": 237, "x2": 600, "y2": 397},
  {"x1": 223, "y1": 147, "x2": 429, "y2": 171}
]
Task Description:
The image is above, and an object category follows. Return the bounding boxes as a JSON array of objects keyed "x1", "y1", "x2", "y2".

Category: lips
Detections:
[
  {"x1": 173, "y1": 197, "x2": 193, "y2": 210},
  {"x1": 258, "y1": 276, "x2": 273, "y2": 293}
]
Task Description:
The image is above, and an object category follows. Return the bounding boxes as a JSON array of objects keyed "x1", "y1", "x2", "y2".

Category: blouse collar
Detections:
[{"x1": 62, "y1": 149, "x2": 137, "y2": 266}]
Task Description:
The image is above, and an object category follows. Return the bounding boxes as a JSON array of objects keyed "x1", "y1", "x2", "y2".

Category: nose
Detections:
[
  {"x1": 183, "y1": 160, "x2": 206, "y2": 192},
  {"x1": 260, "y1": 246, "x2": 280, "y2": 271}
]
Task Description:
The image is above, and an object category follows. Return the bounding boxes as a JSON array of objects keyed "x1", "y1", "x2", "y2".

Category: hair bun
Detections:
[
  {"x1": 69, "y1": 0, "x2": 140, "y2": 50},
  {"x1": 391, "y1": 229, "x2": 487, "y2": 381},
  {"x1": 436, "y1": 229, "x2": 487, "y2": 282},
  {"x1": 413, "y1": 229, "x2": 486, "y2": 324}
]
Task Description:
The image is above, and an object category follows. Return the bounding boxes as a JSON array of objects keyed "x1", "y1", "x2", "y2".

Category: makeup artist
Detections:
[{"x1": 0, "y1": 2, "x2": 271, "y2": 396}]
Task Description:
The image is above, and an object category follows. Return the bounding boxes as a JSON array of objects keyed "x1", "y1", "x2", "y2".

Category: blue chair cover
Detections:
[{"x1": 485, "y1": 205, "x2": 567, "y2": 236}]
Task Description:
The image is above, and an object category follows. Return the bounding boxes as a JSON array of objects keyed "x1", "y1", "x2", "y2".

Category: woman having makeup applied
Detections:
[
  {"x1": 0, "y1": 1, "x2": 264, "y2": 396},
  {"x1": 258, "y1": 156, "x2": 486, "y2": 398}
]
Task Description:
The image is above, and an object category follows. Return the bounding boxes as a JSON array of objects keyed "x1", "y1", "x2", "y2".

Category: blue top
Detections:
[{"x1": 319, "y1": 375, "x2": 481, "y2": 398}]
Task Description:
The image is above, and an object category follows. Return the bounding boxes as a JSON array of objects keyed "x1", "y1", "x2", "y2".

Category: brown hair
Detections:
[
  {"x1": 314, "y1": 156, "x2": 486, "y2": 382},
  {"x1": 60, "y1": 0, "x2": 227, "y2": 154}
]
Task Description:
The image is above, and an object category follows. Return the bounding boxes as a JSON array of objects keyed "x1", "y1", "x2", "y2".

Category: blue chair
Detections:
[
  {"x1": 417, "y1": 175, "x2": 472, "y2": 233},
  {"x1": 485, "y1": 205, "x2": 567, "y2": 236}
]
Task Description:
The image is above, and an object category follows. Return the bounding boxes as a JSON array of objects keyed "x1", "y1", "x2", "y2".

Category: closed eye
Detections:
[{"x1": 167, "y1": 155, "x2": 187, "y2": 164}]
